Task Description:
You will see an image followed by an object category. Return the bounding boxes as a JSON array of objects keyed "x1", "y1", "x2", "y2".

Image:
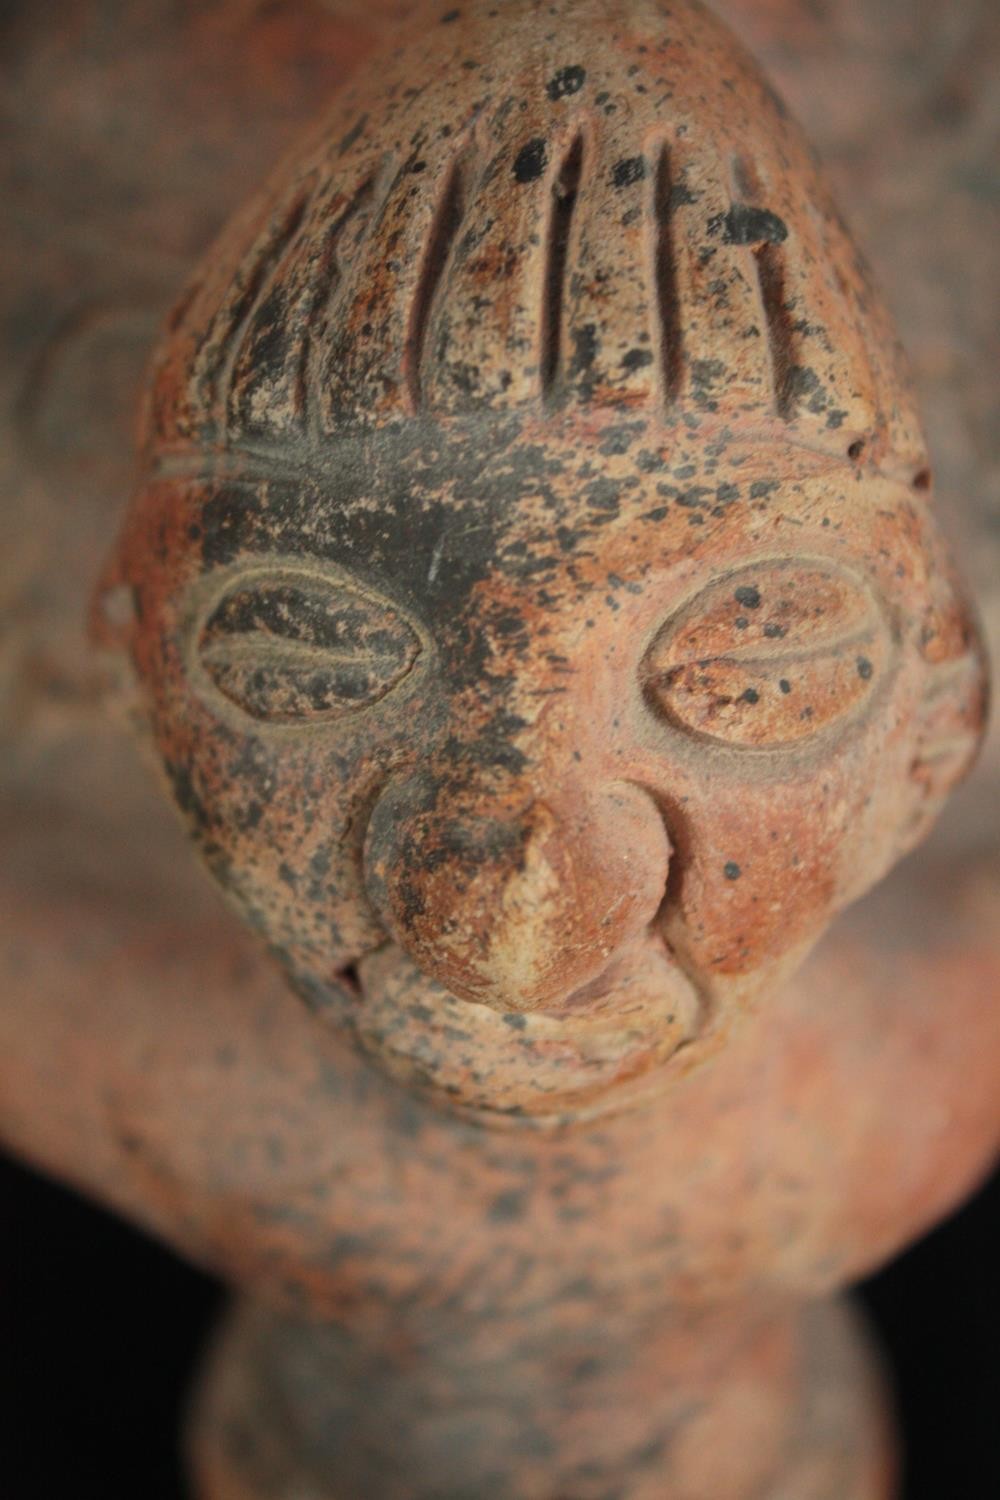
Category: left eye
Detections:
[
  {"x1": 642, "y1": 559, "x2": 890, "y2": 748},
  {"x1": 196, "y1": 568, "x2": 421, "y2": 723}
]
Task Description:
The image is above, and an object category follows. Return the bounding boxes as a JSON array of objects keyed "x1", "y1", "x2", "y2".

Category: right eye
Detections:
[
  {"x1": 196, "y1": 567, "x2": 421, "y2": 724},
  {"x1": 642, "y1": 559, "x2": 891, "y2": 749}
]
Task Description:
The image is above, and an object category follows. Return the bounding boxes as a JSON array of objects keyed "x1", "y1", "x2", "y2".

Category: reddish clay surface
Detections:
[{"x1": 1, "y1": 1, "x2": 998, "y2": 1496}]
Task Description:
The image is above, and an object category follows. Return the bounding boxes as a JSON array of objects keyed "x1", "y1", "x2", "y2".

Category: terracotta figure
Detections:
[{"x1": 1, "y1": 0, "x2": 997, "y2": 1495}]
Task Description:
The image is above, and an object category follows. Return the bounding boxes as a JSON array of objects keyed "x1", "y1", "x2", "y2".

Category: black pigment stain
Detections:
[
  {"x1": 513, "y1": 138, "x2": 548, "y2": 183},
  {"x1": 569, "y1": 322, "x2": 598, "y2": 375},
  {"x1": 612, "y1": 156, "x2": 646, "y2": 188},
  {"x1": 338, "y1": 114, "x2": 368, "y2": 157},
  {"x1": 547, "y1": 65, "x2": 586, "y2": 100},
  {"x1": 720, "y1": 204, "x2": 788, "y2": 246},
  {"x1": 489, "y1": 1188, "x2": 527, "y2": 1223}
]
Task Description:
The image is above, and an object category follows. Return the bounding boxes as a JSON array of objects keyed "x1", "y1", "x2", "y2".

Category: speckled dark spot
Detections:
[
  {"x1": 338, "y1": 114, "x2": 368, "y2": 157},
  {"x1": 611, "y1": 156, "x2": 646, "y2": 188},
  {"x1": 489, "y1": 1188, "x2": 527, "y2": 1222},
  {"x1": 513, "y1": 138, "x2": 548, "y2": 183},
  {"x1": 547, "y1": 65, "x2": 586, "y2": 100},
  {"x1": 786, "y1": 365, "x2": 823, "y2": 403},
  {"x1": 621, "y1": 347, "x2": 654, "y2": 371},
  {"x1": 717, "y1": 203, "x2": 788, "y2": 245},
  {"x1": 585, "y1": 477, "x2": 622, "y2": 512},
  {"x1": 569, "y1": 321, "x2": 598, "y2": 376}
]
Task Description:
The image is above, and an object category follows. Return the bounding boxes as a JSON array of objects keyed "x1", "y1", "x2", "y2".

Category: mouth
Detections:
[{"x1": 318, "y1": 921, "x2": 707, "y2": 1125}]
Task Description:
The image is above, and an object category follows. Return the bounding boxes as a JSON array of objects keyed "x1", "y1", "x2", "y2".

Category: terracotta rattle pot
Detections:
[{"x1": 2, "y1": 0, "x2": 997, "y2": 1495}]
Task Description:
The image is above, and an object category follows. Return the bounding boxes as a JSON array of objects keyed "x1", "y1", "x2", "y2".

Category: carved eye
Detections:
[
  {"x1": 642, "y1": 560, "x2": 890, "y2": 748},
  {"x1": 196, "y1": 569, "x2": 420, "y2": 723}
]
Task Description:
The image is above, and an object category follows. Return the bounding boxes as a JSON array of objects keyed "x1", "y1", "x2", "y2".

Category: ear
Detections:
[
  {"x1": 909, "y1": 632, "x2": 988, "y2": 810},
  {"x1": 89, "y1": 549, "x2": 145, "y2": 727},
  {"x1": 897, "y1": 550, "x2": 990, "y2": 857}
]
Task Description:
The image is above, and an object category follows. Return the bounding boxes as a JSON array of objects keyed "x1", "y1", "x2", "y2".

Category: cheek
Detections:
[
  {"x1": 222, "y1": 764, "x2": 389, "y2": 966},
  {"x1": 143, "y1": 641, "x2": 388, "y2": 962},
  {"x1": 664, "y1": 766, "x2": 877, "y2": 976}
]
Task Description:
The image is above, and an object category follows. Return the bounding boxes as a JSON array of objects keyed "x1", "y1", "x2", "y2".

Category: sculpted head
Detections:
[{"x1": 101, "y1": 0, "x2": 986, "y2": 1120}]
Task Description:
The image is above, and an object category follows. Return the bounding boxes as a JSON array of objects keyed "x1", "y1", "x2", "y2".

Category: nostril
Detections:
[{"x1": 336, "y1": 961, "x2": 362, "y2": 1000}]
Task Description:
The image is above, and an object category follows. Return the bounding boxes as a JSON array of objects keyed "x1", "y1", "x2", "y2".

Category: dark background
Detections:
[{"x1": 1, "y1": 1149, "x2": 997, "y2": 1498}]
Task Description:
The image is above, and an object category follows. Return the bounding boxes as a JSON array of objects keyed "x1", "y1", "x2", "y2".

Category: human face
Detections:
[{"x1": 109, "y1": 408, "x2": 984, "y2": 1118}]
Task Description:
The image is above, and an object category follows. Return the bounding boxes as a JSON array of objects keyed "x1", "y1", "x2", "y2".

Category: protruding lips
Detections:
[{"x1": 331, "y1": 923, "x2": 705, "y2": 1120}]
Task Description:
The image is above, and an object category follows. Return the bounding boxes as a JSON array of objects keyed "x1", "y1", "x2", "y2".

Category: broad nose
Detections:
[{"x1": 363, "y1": 774, "x2": 670, "y2": 1011}]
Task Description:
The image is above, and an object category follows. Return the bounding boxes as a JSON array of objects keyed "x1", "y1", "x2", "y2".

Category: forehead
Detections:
[{"x1": 140, "y1": 414, "x2": 930, "y2": 625}]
